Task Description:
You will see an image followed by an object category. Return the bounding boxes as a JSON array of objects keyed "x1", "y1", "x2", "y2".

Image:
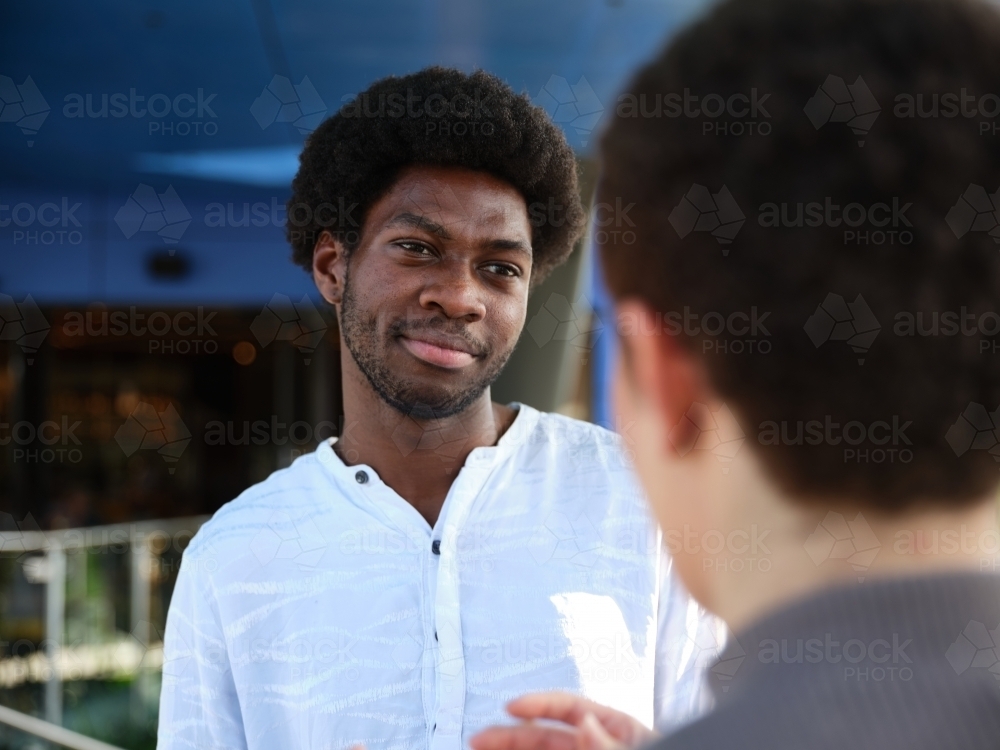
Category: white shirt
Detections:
[{"x1": 157, "y1": 403, "x2": 724, "y2": 750}]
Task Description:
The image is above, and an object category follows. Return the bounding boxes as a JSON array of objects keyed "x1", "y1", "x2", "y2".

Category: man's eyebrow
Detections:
[
  {"x1": 386, "y1": 212, "x2": 453, "y2": 239},
  {"x1": 387, "y1": 211, "x2": 532, "y2": 257},
  {"x1": 483, "y1": 238, "x2": 532, "y2": 258}
]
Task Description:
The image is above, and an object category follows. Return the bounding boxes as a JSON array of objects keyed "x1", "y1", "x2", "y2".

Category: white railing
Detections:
[
  {"x1": 0, "y1": 515, "x2": 207, "y2": 747},
  {"x1": 0, "y1": 704, "x2": 126, "y2": 750}
]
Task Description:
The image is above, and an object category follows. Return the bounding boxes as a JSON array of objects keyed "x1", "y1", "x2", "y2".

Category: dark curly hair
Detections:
[
  {"x1": 286, "y1": 67, "x2": 585, "y2": 288},
  {"x1": 599, "y1": 0, "x2": 1000, "y2": 510}
]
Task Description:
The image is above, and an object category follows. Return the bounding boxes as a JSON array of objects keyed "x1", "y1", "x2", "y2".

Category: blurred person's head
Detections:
[
  {"x1": 601, "y1": 0, "x2": 1000, "y2": 624},
  {"x1": 289, "y1": 68, "x2": 584, "y2": 419}
]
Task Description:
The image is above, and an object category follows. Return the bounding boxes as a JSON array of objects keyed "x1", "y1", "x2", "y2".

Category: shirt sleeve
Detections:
[
  {"x1": 651, "y1": 547, "x2": 729, "y2": 735},
  {"x1": 157, "y1": 541, "x2": 247, "y2": 750}
]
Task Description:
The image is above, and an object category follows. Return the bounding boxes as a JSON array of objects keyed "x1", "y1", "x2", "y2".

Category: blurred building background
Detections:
[{"x1": 0, "y1": 1, "x2": 708, "y2": 747}]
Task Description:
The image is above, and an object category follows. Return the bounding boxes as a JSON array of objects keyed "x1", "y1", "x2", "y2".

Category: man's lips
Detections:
[{"x1": 398, "y1": 334, "x2": 478, "y2": 369}]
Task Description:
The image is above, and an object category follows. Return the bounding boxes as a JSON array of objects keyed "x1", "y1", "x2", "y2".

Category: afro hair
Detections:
[{"x1": 287, "y1": 67, "x2": 586, "y2": 288}]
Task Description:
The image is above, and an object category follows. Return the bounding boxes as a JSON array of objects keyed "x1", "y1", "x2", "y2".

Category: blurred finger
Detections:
[
  {"x1": 580, "y1": 713, "x2": 625, "y2": 750},
  {"x1": 506, "y1": 692, "x2": 605, "y2": 726},
  {"x1": 469, "y1": 723, "x2": 579, "y2": 750},
  {"x1": 506, "y1": 693, "x2": 649, "y2": 744}
]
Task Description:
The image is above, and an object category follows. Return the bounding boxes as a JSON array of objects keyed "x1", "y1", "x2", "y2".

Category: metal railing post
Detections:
[
  {"x1": 130, "y1": 535, "x2": 152, "y2": 639},
  {"x1": 0, "y1": 514, "x2": 209, "y2": 746},
  {"x1": 44, "y1": 541, "x2": 66, "y2": 727}
]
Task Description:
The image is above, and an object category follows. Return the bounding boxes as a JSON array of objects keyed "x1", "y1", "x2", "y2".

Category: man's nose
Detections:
[{"x1": 417, "y1": 259, "x2": 487, "y2": 320}]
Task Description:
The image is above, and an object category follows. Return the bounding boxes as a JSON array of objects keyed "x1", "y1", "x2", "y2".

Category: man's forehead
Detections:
[
  {"x1": 396, "y1": 179, "x2": 475, "y2": 219},
  {"x1": 379, "y1": 172, "x2": 530, "y2": 236}
]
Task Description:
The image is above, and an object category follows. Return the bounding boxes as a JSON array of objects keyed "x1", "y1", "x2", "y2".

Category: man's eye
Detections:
[
  {"x1": 486, "y1": 263, "x2": 519, "y2": 278},
  {"x1": 398, "y1": 242, "x2": 433, "y2": 255}
]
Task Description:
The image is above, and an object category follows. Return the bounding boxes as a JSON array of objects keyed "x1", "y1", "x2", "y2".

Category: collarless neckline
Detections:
[{"x1": 318, "y1": 401, "x2": 539, "y2": 481}]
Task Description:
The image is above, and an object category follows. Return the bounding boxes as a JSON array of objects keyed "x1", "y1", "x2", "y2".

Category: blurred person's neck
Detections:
[
  {"x1": 703, "y1": 454, "x2": 1000, "y2": 633},
  {"x1": 610, "y1": 298, "x2": 1000, "y2": 636}
]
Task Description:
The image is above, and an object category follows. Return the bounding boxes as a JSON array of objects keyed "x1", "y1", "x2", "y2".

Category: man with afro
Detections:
[{"x1": 158, "y1": 67, "x2": 721, "y2": 750}]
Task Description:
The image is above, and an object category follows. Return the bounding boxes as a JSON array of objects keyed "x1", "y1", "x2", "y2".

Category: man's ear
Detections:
[
  {"x1": 615, "y1": 298, "x2": 708, "y2": 455},
  {"x1": 313, "y1": 231, "x2": 350, "y2": 306}
]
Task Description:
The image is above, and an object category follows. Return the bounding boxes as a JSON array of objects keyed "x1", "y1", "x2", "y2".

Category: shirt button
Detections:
[
  {"x1": 431, "y1": 540, "x2": 441, "y2": 555},
  {"x1": 355, "y1": 470, "x2": 368, "y2": 484}
]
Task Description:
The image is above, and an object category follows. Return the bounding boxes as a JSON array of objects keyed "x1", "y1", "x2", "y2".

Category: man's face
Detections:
[{"x1": 338, "y1": 165, "x2": 533, "y2": 420}]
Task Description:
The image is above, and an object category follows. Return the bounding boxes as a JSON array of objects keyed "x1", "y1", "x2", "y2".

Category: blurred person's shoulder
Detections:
[{"x1": 654, "y1": 573, "x2": 1000, "y2": 750}]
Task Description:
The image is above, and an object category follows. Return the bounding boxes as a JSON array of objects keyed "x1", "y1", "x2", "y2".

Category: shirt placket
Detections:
[
  {"x1": 430, "y1": 455, "x2": 496, "y2": 750},
  {"x1": 337, "y1": 459, "x2": 440, "y2": 746}
]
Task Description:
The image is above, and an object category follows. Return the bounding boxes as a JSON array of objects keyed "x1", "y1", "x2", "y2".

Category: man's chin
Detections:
[
  {"x1": 378, "y1": 382, "x2": 486, "y2": 421},
  {"x1": 349, "y1": 337, "x2": 509, "y2": 422}
]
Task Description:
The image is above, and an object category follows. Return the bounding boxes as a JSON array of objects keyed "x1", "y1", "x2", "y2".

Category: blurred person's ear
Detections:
[
  {"x1": 612, "y1": 297, "x2": 724, "y2": 610},
  {"x1": 612, "y1": 298, "x2": 705, "y2": 450},
  {"x1": 313, "y1": 230, "x2": 350, "y2": 307}
]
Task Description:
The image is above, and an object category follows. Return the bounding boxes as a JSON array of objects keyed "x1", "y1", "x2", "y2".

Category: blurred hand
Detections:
[{"x1": 469, "y1": 692, "x2": 660, "y2": 750}]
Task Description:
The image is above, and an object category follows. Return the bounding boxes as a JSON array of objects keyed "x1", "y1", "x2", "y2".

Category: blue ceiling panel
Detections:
[{"x1": 0, "y1": 0, "x2": 710, "y2": 303}]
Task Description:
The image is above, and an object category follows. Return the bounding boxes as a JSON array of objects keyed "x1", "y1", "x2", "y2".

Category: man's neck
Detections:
[{"x1": 334, "y1": 363, "x2": 516, "y2": 527}]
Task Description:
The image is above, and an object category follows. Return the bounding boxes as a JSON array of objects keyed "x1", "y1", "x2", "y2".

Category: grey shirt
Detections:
[{"x1": 658, "y1": 572, "x2": 1000, "y2": 749}]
